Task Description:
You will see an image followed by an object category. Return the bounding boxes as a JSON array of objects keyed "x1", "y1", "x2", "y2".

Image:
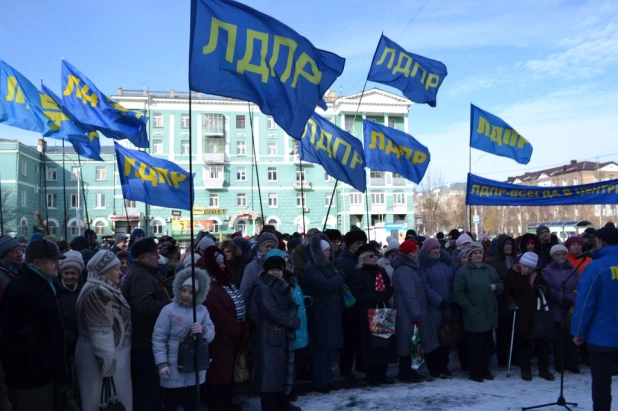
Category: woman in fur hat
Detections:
[
  {"x1": 152, "y1": 267, "x2": 215, "y2": 411},
  {"x1": 75, "y1": 250, "x2": 132, "y2": 410},
  {"x1": 55, "y1": 250, "x2": 85, "y2": 362}
]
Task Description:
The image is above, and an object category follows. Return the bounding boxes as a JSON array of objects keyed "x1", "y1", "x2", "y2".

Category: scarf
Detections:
[
  {"x1": 221, "y1": 282, "x2": 247, "y2": 322},
  {"x1": 375, "y1": 270, "x2": 386, "y2": 292},
  {"x1": 505, "y1": 255, "x2": 514, "y2": 270}
]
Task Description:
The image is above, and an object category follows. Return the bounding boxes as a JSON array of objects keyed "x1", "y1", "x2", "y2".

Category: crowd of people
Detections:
[{"x1": 0, "y1": 222, "x2": 616, "y2": 411}]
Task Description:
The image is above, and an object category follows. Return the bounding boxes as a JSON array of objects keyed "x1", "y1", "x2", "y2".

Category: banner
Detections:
[
  {"x1": 0, "y1": 60, "x2": 88, "y2": 141},
  {"x1": 189, "y1": 0, "x2": 345, "y2": 138},
  {"x1": 470, "y1": 104, "x2": 532, "y2": 165},
  {"x1": 368, "y1": 35, "x2": 447, "y2": 107},
  {"x1": 115, "y1": 143, "x2": 194, "y2": 210},
  {"x1": 300, "y1": 113, "x2": 366, "y2": 192},
  {"x1": 172, "y1": 219, "x2": 213, "y2": 231},
  {"x1": 62, "y1": 60, "x2": 149, "y2": 148},
  {"x1": 466, "y1": 173, "x2": 618, "y2": 206},
  {"x1": 363, "y1": 120, "x2": 430, "y2": 184},
  {"x1": 40, "y1": 83, "x2": 103, "y2": 161}
]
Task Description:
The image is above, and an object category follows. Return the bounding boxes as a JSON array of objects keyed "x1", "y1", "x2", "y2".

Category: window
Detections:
[
  {"x1": 70, "y1": 167, "x2": 80, "y2": 181},
  {"x1": 392, "y1": 173, "x2": 406, "y2": 186},
  {"x1": 181, "y1": 140, "x2": 190, "y2": 155},
  {"x1": 237, "y1": 193, "x2": 247, "y2": 207},
  {"x1": 296, "y1": 194, "x2": 306, "y2": 208},
  {"x1": 20, "y1": 219, "x2": 27, "y2": 237},
  {"x1": 236, "y1": 115, "x2": 246, "y2": 129},
  {"x1": 153, "y1": 221, "x2": 164, "y2": 235},
  {"x1": 267, "y1": 218, "x2": 278, "y2": 231},
  {"x1": 21, "y1": 191, "x2": 27, "y2": 207},
  {"x1": 324, "y1": 172, "x2": 334, "y2": 182},
  {"x1": 267, "y1": 167, "x2": 277, "y2": 181},
  {"x1": 181, "y1": 114, "x2": 190, "y2": 129},
  {"x1": 211, "y1": 221, "x2": 220, "y2": 233},
  {"x1": 268, "y1": 193, "x2": 278, "y2": 207},
  {"x1": 153, "y1": 113, "x2": 164, "y2": 128},
  {"x1": 46, "y1": 194, "x2": 57, "y2": 208},
  {"x1": 124, "y1": 199, "x2": 137, "y2": 208},
  {"x1": 235, "y1": 220, "x2": 247, "y2": 234},
  {"x1": 388, "y1": 118, "x2": 396, "y2": 128},
  {"x1": 267, "y1": 116, "x2": 277, "y2": 129},
  {"x1": 209, "y1": 193, "x2": 219, "y2": 207},
  {"x1": 296, "y1": 169, "x2": 305, "y2": 181},
  {"x1": 46, "y1": 167, "x2": 57, "y2": 181},
  {"x1": 70, "y1": 194, "x2": 78, "y2": 208},
  {"x1": 370, "y1": 170, "x2": 386, "y2": 185},
  {"x1": 204, "y1": 113, "x2": 224, "y2": 134},
  {"x1": 96, "y1": 193, "x2": 106, "y2": 209},
  {"x1": 95, "y1": 166, "x2": 106, "y2": 181},
  {"x1": 205, "y1": 137, "x2": 224, "y2": 154},
  {"x1": 153, "y1": 140, "x2": 163, "y2": 154},
  {"x1": 267, "y1": 141, "x2": 277, "y2": 155},
  {"x1": 345, "y1": 118, "x2": 354, "y2": 133},
  {"x1": 236, "y1": 167, "x2": 246, "y2": 181},
  {"x1": 393, "y1": 192, "x2": 406, "y2": 205},
  {"x1": 236, "y1": 141, "x2": 246, "y2": 155},
  {"x1": 206, "y1": 165, "x2": 223, "y2": 180},
  {"x1": 350, "y1": 192, "x2": 363, "y2": 205},
  {"x1": 371, "y1": 192, "x2": 385, "y2": 205},
  {"x1": 324, "y1": 193, "x2": 332, "y2": 207},
  {"x1": 293, "y1": 140, "x2": 299, "y2": 155},
  {"x1": 47, "y1": 221, "x2": 57, "y2": 236},
  {"x1": 34, "y1": 165, "x2": 38, "y2": 174},
  {"x1": 20, "y1": 159, "x2": 27, "y2": 176},
  {"x1": 69, "y1": 221, "x2": 79, "y2": 236}
]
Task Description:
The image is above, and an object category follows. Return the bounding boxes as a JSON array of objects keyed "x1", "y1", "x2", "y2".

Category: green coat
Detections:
[{"x1": 453, "y1": 262, "x2": 504, "y2": 332}]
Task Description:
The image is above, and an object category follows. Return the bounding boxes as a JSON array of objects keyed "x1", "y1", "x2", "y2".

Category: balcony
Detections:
[
  {"x1": 370, "y1": 177, "x2": 387, "y2": 186},
  {"x1": 294, "y1": 180, "x2": 312, "y2": 190},
  {"x1": 204, "y1": 126, "x2": 224, "y2": 137},
  {"x1": 203, "y1": 152, "x2": 225, "y2": 164},
  {"x1": 203, "y1": 178, "x2": 225, "y2": 189},
  {"x1": 393, "y1": 177, "x2": 407, "y2": 186}
]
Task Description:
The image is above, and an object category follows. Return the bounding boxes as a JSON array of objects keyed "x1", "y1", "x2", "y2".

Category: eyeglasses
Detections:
[{"x1": 366, "y1": 253, "x2": 378, "y2": 259}]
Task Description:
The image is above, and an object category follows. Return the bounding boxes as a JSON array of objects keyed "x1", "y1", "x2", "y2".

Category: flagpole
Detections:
[
  {"x1": 468, "y1": 143, "x2": 472, "y2": 231},
  {"x1": 351, "y1": 79, "x2": 370, "y2": 240},
  {"x1": 78, "y1": 155, "x2": 90, "y2": 230},
  {"x1": 62, "y1": 140, "x2": 68, "y2": 240},
  {"x1": 323, "y1": 179, "x2": 339, "y2": 232},
  {"x1": 247, "y1": 103, "x2": 265, "y2": 229},
  {"x1": 0, "y1": 168, "x2": 4, "y2": 234},
  {"x1": 42, "y1": 139, "x2": 49, "y2": 233},
  {"x1": 299, "y1": 159, "x2": 306, "y2": 234},
  {"x1": 188, "y1": 91, "x2": 200, "y2": 411}
]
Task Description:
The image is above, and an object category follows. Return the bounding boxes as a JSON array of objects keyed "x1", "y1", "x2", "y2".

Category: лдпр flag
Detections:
[
  {"x1": 0, "y1": 60, "x2": 89, "y2": 142},
  {"x1": 368, "y1": 35, "x2": 447, "y2": 107},
  {"x1": 189, "y1": 0, "x2": 345, "y2": 139},
  {"x1": 115, "y1": 143, "x2": 194, "y2": 210},
  {"x1": 40, "y1": 83, "x2": 102, "y2": 161},
  {"x1": 299, "y1": 113, "x2": 366, "y2": 192},
  {"x1": 470, "y1": 104, "x2": 532, "y2": 165},
  {"x1": 363, "y1": 120, "x2": 430, "y2": 184},
  {"x1": 62, "y1": 60, "x2": 149, "y2": 148}
]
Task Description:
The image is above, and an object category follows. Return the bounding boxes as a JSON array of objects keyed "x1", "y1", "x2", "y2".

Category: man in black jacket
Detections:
[
  {"x1": 1, "y1": 239, "x2": 66, "y2": 411},
  {"x1": 121, "y1": 237, "x2": 171, "y2": 410}
]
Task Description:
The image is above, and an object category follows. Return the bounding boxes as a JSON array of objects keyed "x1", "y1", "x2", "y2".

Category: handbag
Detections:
[
  {"x1": 99, "y1": 377, "x2": 125, "y2": 411},
  {"x1": 233, "y1": 343, "x2": 251, "y2": 383},
  {"x1": 367, "y1": 303, "x2": 396, "y2": 339},
  {"x1": 341, "y1": 283, "x2": 356, "y2": 308},
  {"x1": 177, "y1": 332, "x2": 210, "y2": 373},
  {"x1": 530, "y1": 288, "x2": 556, "y2": 340},
  {"x1": 437, "y1": 308, "x2": 465, "y2": 346}
]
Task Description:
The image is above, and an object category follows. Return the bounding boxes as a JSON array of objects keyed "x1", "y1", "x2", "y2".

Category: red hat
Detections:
[
  {"x1": 564, "y1": 236, "x2": 584, "y2": 249},
  {"x1": 399, "y1": 239, "x2": 418, "y2": 254}
]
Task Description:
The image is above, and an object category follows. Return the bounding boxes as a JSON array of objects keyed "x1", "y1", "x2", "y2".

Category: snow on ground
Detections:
[{"x1": 236, "y1": 364, "x2": 615, "y2": 410}]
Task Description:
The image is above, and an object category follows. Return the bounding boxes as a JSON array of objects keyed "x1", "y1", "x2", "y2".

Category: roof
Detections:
[
  {"x1": 31, "y1": 145, "x2": 116, "y2": 156},
  {"x1": 507, "y1": 160, "x2": 618, "y2": 183}
]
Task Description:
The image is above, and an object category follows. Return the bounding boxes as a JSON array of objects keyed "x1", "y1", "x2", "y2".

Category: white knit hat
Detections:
[
  {"x1": 519, "y1": 252, "x2": 538, "y2": 268},
  {"x1": 550, "y1": 244, "x2": 568, "y2": 257},
  {"x1": 197, "y1": 236, "x2": 216, "y2": 252},
  {"x1": 181, "y1": 276, "x2": 199, "y2": 292},
  {"x1": 59, "y1": 250, "x2": 85, "y2": 273},
  {"x1": 320, "y1": 240, "x2": 331, "y2": 251},
  {"x1": 87, "y1": 250, "x2": 120, "y2": 278},
  {"x1": 456, "y1": 233, "x2": 473, "y2": 247}
]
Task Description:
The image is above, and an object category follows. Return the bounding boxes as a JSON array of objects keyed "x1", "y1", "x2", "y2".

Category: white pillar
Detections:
[
  {"x1": 384, "y1": 114, "x2": 389, "y2": 127},
  {"x1": 253, "y1": 114, "x2": 260, "y2": 161},
  {"x1": 340, "y1": 114, "x2": 345, "y2": 131},
  {"x1": 168, "y1": 114, "x2": 175, "y2": 161},
  {"x1": 283, "y1": 132, "x2": 289, "y2": 163},
  {"x1": 196, "y1": 114, "x2": 203, "y2": 159}
]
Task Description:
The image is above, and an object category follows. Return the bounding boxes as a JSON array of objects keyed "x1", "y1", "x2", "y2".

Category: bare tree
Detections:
[
  {"x1": 414, "y1": 169, "x2": 450, "y2": 235},
  {"x1": 0, "y1": 186, "x2": 16, "y2": 235}
]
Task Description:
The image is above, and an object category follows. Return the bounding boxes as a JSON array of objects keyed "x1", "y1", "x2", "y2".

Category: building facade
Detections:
[{"x1": 0, "y1": 87, "x2": 417, "y2": 241}]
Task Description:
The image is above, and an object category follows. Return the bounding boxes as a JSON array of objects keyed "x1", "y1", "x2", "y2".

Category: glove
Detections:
[
  {"x1": 439, "y1": 300, "x2": 448, "y2": 309},
  {"x1": 508, "y1": 303, "x2": 519, "y2": 311},
  {"x1": 159, "y1": 366, "x2": 171, "y2": 379},
  {"x1": 448, "y1": 302, "x2": 459, "y2": 312},
  {"x1": 191, "y1": 322, "x2": 204, "y2": 335}
]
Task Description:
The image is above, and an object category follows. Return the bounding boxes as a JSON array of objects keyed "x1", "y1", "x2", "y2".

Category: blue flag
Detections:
[
  {"x1": 115, "y1": 143, "x2": 194, "y2": 210},
  {"x1": 62, "y1": 60, "x2": 149, "y2": 148},
  {"x1": 0, "y1": 60, "x2": 89, "y2": 142},
  {"x1": 40, "y1": 83, "x2": 103, "y2": 161},
  {"x1": 368, "y1": 35, "x2": 447, "y2": 107},
  {"x1": 189, "y1": 0, "x2": 345, "y2": 138},
  {"x1": 363, "y1": 120, "x2": 430, "y2": 184},
  {"x1": 300, "y1": 114, "x2": 366, "y2": 192},
  {"x1": 470, "y1": 104, "x2": 532, "y2": 165}
]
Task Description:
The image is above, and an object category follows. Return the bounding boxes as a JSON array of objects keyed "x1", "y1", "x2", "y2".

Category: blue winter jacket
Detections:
[
  {"x1": 571, "y1": 244, "x2": 618, "y2": 348},
  {"x1": 291, "y1": 283, "x2": 309, "y2": 350}
]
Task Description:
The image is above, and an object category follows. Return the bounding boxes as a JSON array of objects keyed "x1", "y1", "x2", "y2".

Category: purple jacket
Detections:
[
  {"x1": 541, "y1": 260, "x2": 579, "y2": 325},
  {"x1": 418, "y1": 249, "x2": 456, "y2": 331}
]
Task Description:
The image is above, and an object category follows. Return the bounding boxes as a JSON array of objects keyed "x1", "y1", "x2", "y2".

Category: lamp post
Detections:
[{"x1": 472, "y1": 154, "x2": 488, "y2": 235}]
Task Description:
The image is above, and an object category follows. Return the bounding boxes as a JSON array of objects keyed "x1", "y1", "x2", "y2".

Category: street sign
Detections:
[
  {"x1": 171, "y1": 210, "x2": 182, "y2": 217},
  {"x1": 473, "y1": 214, "x2": 480, "y2": 224}
]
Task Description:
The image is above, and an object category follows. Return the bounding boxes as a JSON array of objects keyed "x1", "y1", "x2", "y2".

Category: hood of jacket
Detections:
[
  {"x1": 196, "y1": 245, "x2": 232, "y2": 285},
  {"x1": 495, "y1": 234, "x2": 515, "y2": 259},
  {"x1": 308, "y1": 234, "x2": 333, "y2": 268},
  {"x1": 264, "y1": 248, "x2": 295, "y2": 273},
  {"x1": 173, "y1": 267, "x2": 210, "y2": 305},
  {"x1": 519, "y1": 233, "x2": 542, "y2": 255},
  {"x1": 418, "y1": 248, "x2": 452, "y2": 268},
  {"x1": 391, "y1": 252, "x2": 420, "y2": 270}
]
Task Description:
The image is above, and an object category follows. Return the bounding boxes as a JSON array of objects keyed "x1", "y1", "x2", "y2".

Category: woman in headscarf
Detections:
[
  {"x1": 377, "y1": 238, "x2": 400, "y2": 281},
  {"x1": 219, "y1": 239, "x2": 247, "y2": 288},
  {"x1": 347, "y1": 244, "x2": 394, "y2": 386},
  {"x1": 453, "y1": 242, "x2": 503, "y2": 383},
  {"x1": 75, "y1": 250, "x2": 132, "y2": 410},
  {"x1": 239, "y1": 231, "x2": 278, "y2": 317},
  {"x1": 55, "y1": 250, "x2": 85, "y2": 362}
]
